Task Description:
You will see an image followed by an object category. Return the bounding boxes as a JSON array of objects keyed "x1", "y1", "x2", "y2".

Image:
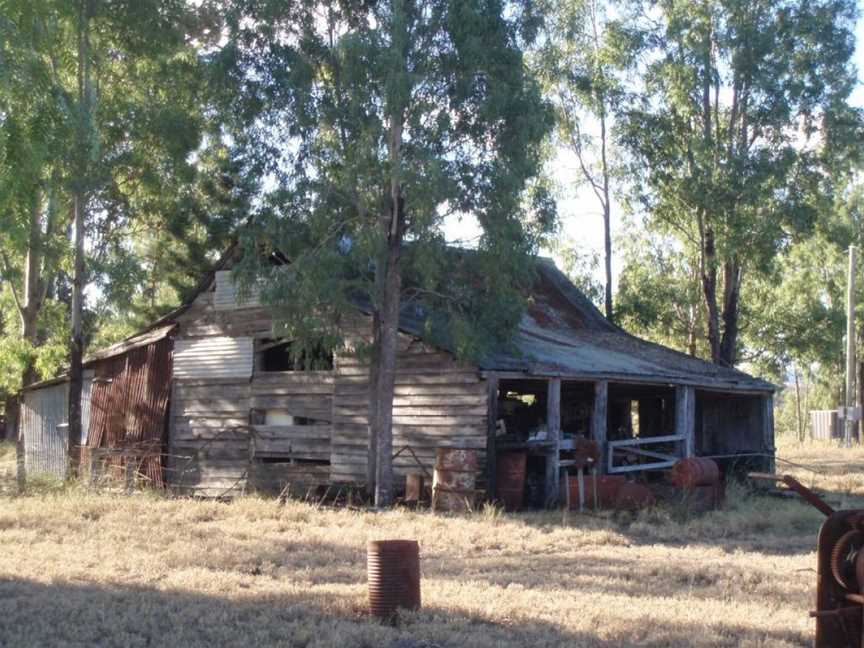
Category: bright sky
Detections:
[{"x1": 446, "y1": 5, "x2": 864, "y2": 293}]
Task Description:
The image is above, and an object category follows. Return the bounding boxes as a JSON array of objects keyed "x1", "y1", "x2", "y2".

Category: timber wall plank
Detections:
[
  {"x1": 331, "y1": 328, "x2": 488, "y2": 485},
  {"x1": 169, "y1": 289, "x2": 488, "y2": 495}
]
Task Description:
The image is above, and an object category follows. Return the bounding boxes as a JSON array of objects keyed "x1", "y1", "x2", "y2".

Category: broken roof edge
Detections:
[
  {"x1": 533, "y1": 258, "x2": 775, "y2": 392},
  {"x1": 20, "y1": 324, "x2": 177, "y2": 393},
  {"x1": 84, "y1": 323, "x2": 176, "y2": 364}
]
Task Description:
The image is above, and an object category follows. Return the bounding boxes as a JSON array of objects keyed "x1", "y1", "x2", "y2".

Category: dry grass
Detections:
[{"x1": 0, "y1": 437, "x2": 860, "y2": 647}]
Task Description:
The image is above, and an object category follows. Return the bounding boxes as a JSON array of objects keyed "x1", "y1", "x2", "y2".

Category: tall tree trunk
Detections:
[
  {"x1": 369, "y1": 1, "x2": 410, "y2": 508},
  {"x1": 588, "y1": 1, "x2": 613, "y2": 322},
  {"x1": 373, "y1": 222, "x2": 402, "y2": 508},
  {"x1": 599, "y1": 110, "x2": 613, "y2": 322},
  {"x1": 68, "y1": 0, "x2": 92, "y2": 477},
  {"x1": 700, "y1": 223, "x2": 722, "y2": 363},
  {"x1": 687, "y1": 302, "x2": 698, "y2": 356},
  {"x1": 2, "y1": 191, "x2": 45, "y2": 480},
  {"x1": 366, "y1": 309, "x2": 380, "y2": 495},
  {"x1": 68, "y1": 194, "x2": 85, "y2": 478},
  {"x1": 718, "y1": 259, "x2": 740, "y2": 366},
  {"x1": 793, "y1": 364, "x2": 803, "y2": 442}
]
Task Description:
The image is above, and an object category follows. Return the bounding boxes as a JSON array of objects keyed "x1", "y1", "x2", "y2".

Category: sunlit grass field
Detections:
[{"x1": 0, "y1": 437, "x2": 862, "y2": 647}]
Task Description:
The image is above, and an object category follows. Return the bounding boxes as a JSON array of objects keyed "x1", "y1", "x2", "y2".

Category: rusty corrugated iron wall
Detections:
[{"x1": 87, "y1": 336, "x2": 172, "y2": 486}]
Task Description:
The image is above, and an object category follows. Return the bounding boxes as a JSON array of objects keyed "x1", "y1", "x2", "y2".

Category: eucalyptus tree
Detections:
[
  {"x1": 218, "y1": 1, "x2": 554, "y2": 505},
  {"x1": 616, "y1": 226, "x2": 707, "y2": 357},
  {"x1": 0, "y1": 1, "x2": 75, "y2": 436},
  {"x1": 535, "y1": 0, "x2": 634, "y2": 321},
  {"x1": 619, "y1": 0, "x2": 860, "y2": 367},
  {"x1": 2, "y1": 0, "x2": 226, "y2": 459}
]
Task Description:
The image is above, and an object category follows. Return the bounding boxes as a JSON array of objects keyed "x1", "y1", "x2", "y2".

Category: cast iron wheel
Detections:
[{"x1": 830, "y1": 529, "x2": 864, "y2": 591}]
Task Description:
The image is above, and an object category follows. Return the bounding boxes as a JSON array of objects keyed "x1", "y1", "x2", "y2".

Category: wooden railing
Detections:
[{"x1": 606, "y1": 434, "x2": 685, "y2": 474}]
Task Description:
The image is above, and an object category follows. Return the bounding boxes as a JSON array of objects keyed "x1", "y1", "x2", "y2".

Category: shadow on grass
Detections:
[{"x1": 0, "y1": 575, "x2": 810, "y2": 648}]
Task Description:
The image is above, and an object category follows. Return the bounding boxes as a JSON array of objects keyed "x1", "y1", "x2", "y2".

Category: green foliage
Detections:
[
  {"x1": 0, "y1": 288, "x2": 67, "y2": 395},
  {"x1": 741, "y1": 175, "x2": 864, "y2": 401},
  {"x1": 533, "y1": 0, "x2": 635, "y2": 318},
  {"x1": 0, "y1": 1, "x2": 246, "y2": 380},
  {"x1": 546, "y1": 236, "x2": 605, "y2": 307},
  {"x1": 618, "y1": 0, "x2": 861, "y2": 365},
  {"x1": 616, "y1": 223, "x2": 709, "y2": 356},
  {"x1": 220, "y1": 1, "x2": 555, "y2": 362}
]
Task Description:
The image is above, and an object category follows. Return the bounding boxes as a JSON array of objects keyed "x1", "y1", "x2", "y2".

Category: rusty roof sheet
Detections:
[
  {"x1": 84, "y1": 324, "x2": 176, "y2": 364},
  {"x1": 22, "y1": 324, "x2": 177, "y2": 393},
  {"x1": 475, "y1": 260, "x2": 773, "y2": 392}
]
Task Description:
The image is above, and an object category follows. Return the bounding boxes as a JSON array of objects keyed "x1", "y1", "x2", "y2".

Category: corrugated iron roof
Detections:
[
  {"x1": 22, "y1": 324, "x2": 176, "y2": 392},
  {"x1": 85, "y1": 324, "x2": 176, "y2": 364},
  {"x1": 27, "y1": 248, "x2": 772, "y2": 394},
  {"x1": 476, "y1": 260, "x2": 773, "y2": 391}
]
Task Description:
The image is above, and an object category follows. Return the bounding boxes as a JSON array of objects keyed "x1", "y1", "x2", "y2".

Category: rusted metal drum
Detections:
[
  {"x1": 572, "y1": 438, "x2": 601, "y2": 468},
  {"x1": 367, "y1": 539, "x2": 421, "y2": 619},
  {"x1": 670, "y1": 458, "x2": 720, "y2": 489},
  {"x1": 614, "y1": 482, "x2": 656, "y2": 511},
  {"x1": 405, "y1": 473, "x2": 425, "y2": 503},
  {"x1": 682, "y1": 482, "x2": 724, "y2": 512},
  {"x1": 561, "y1": 474, "x2": 625, "y2": 510},
  {"x1": 432, "y1": 447, "x2": 478, "y2": 512},
  {"x1": 496, "y1": 451, "x2": 527, "y2": 511}
]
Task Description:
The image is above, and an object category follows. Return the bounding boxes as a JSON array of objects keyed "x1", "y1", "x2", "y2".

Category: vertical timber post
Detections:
[
  {"x1": 675, "y1": 386, "x2": 696, "y2": 458},
  {"x1": 545, "y1": 378, "x2": 561, "y2": 507},
  {"x1": 762, "y1": 393, "x2": 776, "y2": 473},
  {"x1": 486, "y1": 376, "x2": 499, "y2": 502},
  {"x1": 845, "y1": 245, "x2": 857, "y2": 447},
  {"x1": 591, "y1": 381, "x2": 608, "y2": 474}
]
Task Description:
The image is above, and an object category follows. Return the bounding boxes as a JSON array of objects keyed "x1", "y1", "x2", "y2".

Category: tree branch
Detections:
[{"x1": 0, "y1": 251, "x2": 25, "y2": 321}]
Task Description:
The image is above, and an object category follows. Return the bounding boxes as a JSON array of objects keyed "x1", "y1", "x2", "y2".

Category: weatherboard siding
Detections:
[
  {"x1": 331, "y1": 321, "x2": 488, "y2": 485},
  {"x1": 213, "y1": 270, "x2": 261, "y2": 310},
  {"x1": 169, "y1": 286, "x2": 336, "y2": 495},
  {"x1": 174, "y1": 336, "x2": 254, "y2": 379},
  {"x1": 168, "y1": 283, "x2": 488, "y2": 495}
]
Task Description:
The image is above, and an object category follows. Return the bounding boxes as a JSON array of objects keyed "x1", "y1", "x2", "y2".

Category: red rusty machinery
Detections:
[
  {"x1": 671, "y1": 458, "x2": 723, "y2": 512},
  {"x1": 750, "y1": 472, "x2": 863, "y2": 647},
  {"x1": 367, "y1": 540, "x2": 421, "y2": 620},
  {"x1": 670, "y1": 457, "x2": 721, "y2": 489},
  {"x1": 404, "y1": 473, "x2": 426, "y2": 504},
  {"x1": 562, "y1": 474, "x2": 625, "y2": 510},
  {"x1": 496, "y1": 451, "x2": 528, "y2": 511},
  {"x1": 614, "y1": 482, "x2": 656, "y2": 511},
  {"x1": 561, "y1": 437, "x2": 602, "y2": 512},
  {"x1": 571, "y1": 437, "x2": 602, "y2": 467},
  {"x1": 432, "y1": 447, "x2": 479, "y2": 512}
]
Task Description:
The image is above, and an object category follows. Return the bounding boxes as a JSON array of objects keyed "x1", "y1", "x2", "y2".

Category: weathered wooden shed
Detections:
[
  {"x1": 19, "y1": 254, "x2": 774, "y2": 503},
  {"x1": 19, "y1": 326, "x2": 173, "y2": 483}
]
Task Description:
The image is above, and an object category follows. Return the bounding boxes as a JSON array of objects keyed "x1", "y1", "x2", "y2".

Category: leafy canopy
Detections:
[{"x1": 218, "y1": 1, "x2": 555, "y2": 359}]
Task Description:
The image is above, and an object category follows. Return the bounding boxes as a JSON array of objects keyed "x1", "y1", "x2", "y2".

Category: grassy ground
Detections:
[{"x1": 0, "y1": 438, "x2": 861, "y2": 648}]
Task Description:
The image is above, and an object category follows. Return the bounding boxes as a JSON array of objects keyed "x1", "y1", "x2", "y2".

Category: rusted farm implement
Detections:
[{"x1": 750, "y1": 472, "x2": 864, "y2": 647}]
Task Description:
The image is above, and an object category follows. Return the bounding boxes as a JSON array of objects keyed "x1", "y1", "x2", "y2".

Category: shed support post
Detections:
[
  {"x1": 675, "y1": 386, "x2": 696, "y2": 458},
  {"x1": 545, "y1": 378, "x2": 561, "y2": 508},
  {"x1": 486, "y1": 376, "x2": 499, "y2": 502},
  {"x1": 125, "y1": 458, "x2": 135, "y2": 494},
  {"x1": 89, "y1": 450, "x2": 99, "y2": 487},
  {"x1": 762, "y1": 393, "x2": 775, "y2": 473},
  {"x1": 591, "y1": 381, "x2": 608, "y2": 474}
]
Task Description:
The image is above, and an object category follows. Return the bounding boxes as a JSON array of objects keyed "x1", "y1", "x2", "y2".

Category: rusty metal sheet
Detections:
[{"x1": 87, "y1": 336, "x2": 172, "y2": 487}]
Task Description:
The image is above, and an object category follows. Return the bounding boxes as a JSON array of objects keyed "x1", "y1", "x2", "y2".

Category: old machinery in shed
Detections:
[{"x1": 750, "y1": 473, "x2": 864, "y2": 647}]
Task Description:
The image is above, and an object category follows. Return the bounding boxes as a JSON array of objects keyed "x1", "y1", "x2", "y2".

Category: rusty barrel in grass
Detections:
[
  {"x1": 670, "y1": 458, "x2": 720, "y2": 489},
  {"x1": 367, "y1": 540, "x2": 421, "y2": 619},
  {"x1": 561, "y1": 474, "x2": 625, "y2": 510},
  {"x1": 432, "y1": 447, "x2": 478, "y2": 512},
  {"x1": 496, "y1": 451, "x2": 527, "y2": 511},
  {"x1": 614, "y1": 482, "x2": 656, "y2": 511}
]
